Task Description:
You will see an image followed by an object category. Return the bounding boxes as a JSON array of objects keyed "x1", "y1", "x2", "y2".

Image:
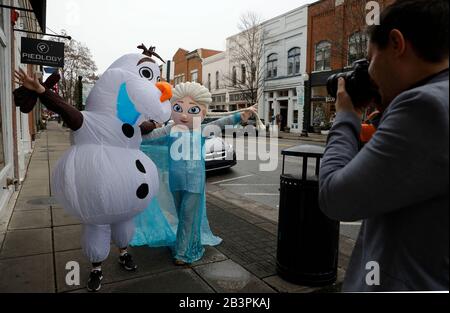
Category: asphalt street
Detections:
[{"x1": 206, "y1": 136, "x2": 362, "y2": 240}]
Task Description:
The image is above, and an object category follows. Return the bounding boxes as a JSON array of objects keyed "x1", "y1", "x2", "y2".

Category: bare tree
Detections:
[
  {"x1": 332, "y1": 0, "x2": 371, "y2": 68},
  {"x1": 224, "y1": 12, "x2": 265, "y2": 107},
  {"x1": 51, "y1": 30, "x2": 98, "y2": 106},
  {"x1": 329, "y1": 0, "x2": 392, "y2": 68}
]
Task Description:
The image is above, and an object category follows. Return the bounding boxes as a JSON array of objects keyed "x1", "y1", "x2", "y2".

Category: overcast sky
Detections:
[{"x1": 46, "y1": 0, "x2": 315, "y2": 73}]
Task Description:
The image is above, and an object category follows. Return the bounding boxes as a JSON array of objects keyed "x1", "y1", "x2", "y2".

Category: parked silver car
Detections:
[
  {"x1": 158, "y1": 119, "x2": 237, "y2": 172},
  {"x1": 205, "y1": 136, "x2": 236, "y2": 172}
]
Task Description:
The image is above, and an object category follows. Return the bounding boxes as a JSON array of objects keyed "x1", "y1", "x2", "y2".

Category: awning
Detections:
[{"x1": 29, "y1": 0, "x2": 47, "y2": 32}]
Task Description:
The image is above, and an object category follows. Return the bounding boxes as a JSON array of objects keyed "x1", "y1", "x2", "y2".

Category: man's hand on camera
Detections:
[{"x1": 336, "y1": 78, "x2": 362, "y2": 117}]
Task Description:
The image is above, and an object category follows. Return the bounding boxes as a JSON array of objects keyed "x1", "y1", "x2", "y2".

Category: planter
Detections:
[
  {"x1": 313, "y1": 126, "x2": 321, "y2": 133},
  {"x1": 321, "y1": 130, "x2": 330, "y2": 135}
]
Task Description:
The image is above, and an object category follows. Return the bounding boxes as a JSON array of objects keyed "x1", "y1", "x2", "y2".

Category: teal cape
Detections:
[{"x1": 131, "y1": 131, "x2": 222, "y2": 262}]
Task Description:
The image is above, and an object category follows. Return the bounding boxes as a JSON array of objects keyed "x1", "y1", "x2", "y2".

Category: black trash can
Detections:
[{"x1": 276, "y1": 144, "x2": 340, "y2": 286}]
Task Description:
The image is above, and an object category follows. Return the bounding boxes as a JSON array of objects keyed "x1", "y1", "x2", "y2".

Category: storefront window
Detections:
[
  {"x1": 267, "y1": 53, "x2": 278, "y2": 78},
  {"x1": 241, "y1": 64, "x2": 246, "y2": 83},
  {"x1": 0, "y1": 0, "x2": 8, "y2": 169},
  {"x1": 0, "y1": 2, "x2": 4, "y2": 31},
  {"x1": 232, "y1": 66, "x2": 237, "y2": 86},
  {"x1": 215, "y1": 71, "x2": 219, "y2": 89},
  {"x1": 288, "y1": 47, "x2": 301, "y2": 75},
  {"x1": 191, "y1": 70, "x2": 198, "y2": 83},
  {"x1": 0, "y1": 102, "x2": 4, "y2": 169},
  {"x1": 293, "y1": 110, "x2": 299, "y2": 124},
  {"x1": 0, "y1": 45, "x2": 6, "y2": 169},
  {"x1": 279, "y1": 90, "x2": 289, "y2": 97},
  {"x1": 348, "y1": 32, "x2": 368, "y2": 66},
  {"x1": 315, "y1": 41, "x2": 331, "y2": 71}
]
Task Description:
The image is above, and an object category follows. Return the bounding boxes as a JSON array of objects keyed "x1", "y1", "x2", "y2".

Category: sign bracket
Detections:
[
  {"x1": 0, "y1": 4, "x2": 33, "y2": 12},
  {"x1": 14, "y1": 29, "x2": 72, "y2": 40},
  {"x1": 0, "y1": 4, "x2": 71, "y2": 40}
]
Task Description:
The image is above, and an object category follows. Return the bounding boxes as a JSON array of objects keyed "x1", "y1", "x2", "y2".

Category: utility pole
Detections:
[
  {"x1": 166, "y1": 60, "x2": 171, "y2": 83},
  {"x1": 301, "y1": 76, "x2": 311, "y2": 137},
  {"x1": 77, "y1": 76, "x2": 83, "y2": 111}
]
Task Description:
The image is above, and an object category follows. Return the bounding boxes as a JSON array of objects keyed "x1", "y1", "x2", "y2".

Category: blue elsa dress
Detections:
[{"x1": 131, "y1": 113, "x2": 241, "y2": 263}]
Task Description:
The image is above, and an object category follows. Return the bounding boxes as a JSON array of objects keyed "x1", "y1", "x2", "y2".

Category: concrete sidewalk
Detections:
[
  {"x1": 0, "y1": 122, "x2": 354, "y2": 293},
  {"x1": 278, "y1": 131, "x2": 327, "y2": 143}
]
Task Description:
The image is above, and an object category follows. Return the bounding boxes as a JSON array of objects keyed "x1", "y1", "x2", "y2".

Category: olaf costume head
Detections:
[
  {"x1": 51, "y1": 47, "x2": 172, "y2": 226},
  {"x1": 86, "y1": 51, "x2": 171, "y2": 125}
]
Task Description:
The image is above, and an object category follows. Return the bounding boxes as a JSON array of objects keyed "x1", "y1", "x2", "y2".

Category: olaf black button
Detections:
[
  {"x1": 136, "y1": 160, "x2": 146, "y2": 174},
  {"x1": 122, "y1": 124, "x2": 134, "y2": 138},
  {"x1": 136, "y1": 184, "x2": 149, "y2": 199}
]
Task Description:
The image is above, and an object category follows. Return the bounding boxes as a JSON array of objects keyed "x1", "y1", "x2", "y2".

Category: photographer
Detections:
[{"x1": 319, "y1": 0, "x2": 448, "y2": 291}]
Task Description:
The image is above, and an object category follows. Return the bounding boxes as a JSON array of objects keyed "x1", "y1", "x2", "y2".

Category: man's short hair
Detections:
[{"x1": 367, "y1": 0, "x2": 449, "y2": 63}]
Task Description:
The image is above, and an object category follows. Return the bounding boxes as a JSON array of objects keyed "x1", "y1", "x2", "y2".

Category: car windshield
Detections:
[{"x1": 202, "y1": 117, "x2": 220, "y2": 125}]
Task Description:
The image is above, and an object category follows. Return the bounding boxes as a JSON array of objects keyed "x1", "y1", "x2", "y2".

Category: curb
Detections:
[{"x1": 278, "y1": 135, "x2": 327, "y2": 143}]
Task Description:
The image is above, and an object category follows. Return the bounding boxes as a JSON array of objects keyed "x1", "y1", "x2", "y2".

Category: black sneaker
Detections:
[
  {"x1": 119, "y1": 253, "x2": 137, "y2": 271},
  {"x1": 87, "y1": 270, "x2": 103, "y2": 292}
]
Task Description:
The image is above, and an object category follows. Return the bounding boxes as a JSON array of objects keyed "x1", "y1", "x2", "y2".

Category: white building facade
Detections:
[
  {"x1": 0, "y1": 0, "x2": 44, "y2": 214},
  {"x1": 261, "y1": 5, "x2": 308, "y2": 133},
  {"x1": 202, "y1": 51, "x2": 229, "y2": 111},
  {"x1": 0, "y1": 0, "x2": 16, "y2": 211},
  {"x1": 13, "y1": 1, "x2": 36, "y2": 182},
  {"x1": 225, "y1": 30, "x2": 264, "y2": 113}
]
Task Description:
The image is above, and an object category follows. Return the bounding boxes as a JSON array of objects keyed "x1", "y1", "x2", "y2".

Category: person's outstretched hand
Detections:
[
  {"x1": 139, "y1": 120, "x2": 163, "y2": 135},
  {"x1": 14, "y1": 68, "x2": 45, "y2": 94},
  {"x1": 241, "y1": 104, "x2": 258, "y2": 124}
]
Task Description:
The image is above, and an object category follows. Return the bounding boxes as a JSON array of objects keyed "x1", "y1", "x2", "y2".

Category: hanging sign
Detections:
[{"x1": 21, "y1": 37, "x2": 65, "y2": 68}]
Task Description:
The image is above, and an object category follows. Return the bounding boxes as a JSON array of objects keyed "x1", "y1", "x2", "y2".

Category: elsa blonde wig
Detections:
[
  {"x1": 170, "y1": 82, "x2": 265, "y2": 130},
  {"x1": 171, "y1": 82, "x2": 212, "y2": 110}
]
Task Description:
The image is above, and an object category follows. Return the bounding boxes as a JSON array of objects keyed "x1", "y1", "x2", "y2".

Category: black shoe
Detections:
[
  {"x1": 119, "y1": 253, "x2": 137, "y2": 271},
  {"x1": 87, "y1": 270, "x2": 103, "y2": 292}
]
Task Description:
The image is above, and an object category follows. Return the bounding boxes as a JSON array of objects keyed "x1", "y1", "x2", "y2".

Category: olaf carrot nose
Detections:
[{"x1": 155, "y1": 82, "x2": 173, "y2": 102}]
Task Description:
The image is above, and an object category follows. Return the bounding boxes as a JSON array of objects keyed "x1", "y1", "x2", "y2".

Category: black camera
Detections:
[{"x1": 327, "y1": 59, "x2": 381, "y2": 108}]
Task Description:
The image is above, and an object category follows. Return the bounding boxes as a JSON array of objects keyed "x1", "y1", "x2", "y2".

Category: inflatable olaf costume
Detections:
[{"x1": 14, "y1": 48, "x2": 172, "y2": 264}]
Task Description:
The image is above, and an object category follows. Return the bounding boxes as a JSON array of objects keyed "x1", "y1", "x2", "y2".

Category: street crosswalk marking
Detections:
[
  {"x1": 220, "y1": 184, "x2": 279, "y2": 186},
  {"x1": 210, "y1": 174, "x2": 254, "y2": 185},
  {"x1": 245, "y1": 193, "x2": 279, "y2": 196}
]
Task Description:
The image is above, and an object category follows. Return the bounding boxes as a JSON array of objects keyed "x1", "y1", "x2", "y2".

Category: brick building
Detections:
[
  {"x1": 305, "y1": 0, "x2": 394, "y2": 132},
  {"x1": 172, "y1": 48, "x2": 222, "y2": 87}
]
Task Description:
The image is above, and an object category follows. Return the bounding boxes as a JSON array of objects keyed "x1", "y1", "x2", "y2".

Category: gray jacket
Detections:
[{"x1": 319, "y1": 70, "x2": 449, "y2": 291}]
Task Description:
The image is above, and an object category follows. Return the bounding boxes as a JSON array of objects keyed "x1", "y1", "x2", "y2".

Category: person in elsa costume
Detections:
[{"x1": 131, "y1": 82, "x2": 258, "y2": 265}]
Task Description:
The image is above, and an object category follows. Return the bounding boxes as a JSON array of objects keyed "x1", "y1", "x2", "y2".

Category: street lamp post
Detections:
[
  {"x1": 77, "y1": 76, "x2": 83, "y2": 111},
  {"x1": 300, "y1": 74, "x2": 310, "y2": 137}
]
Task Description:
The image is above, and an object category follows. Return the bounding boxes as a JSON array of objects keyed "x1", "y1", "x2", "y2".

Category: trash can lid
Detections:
[{"x1": 281, "y1": 144, "x2": 325, "y2": 158}]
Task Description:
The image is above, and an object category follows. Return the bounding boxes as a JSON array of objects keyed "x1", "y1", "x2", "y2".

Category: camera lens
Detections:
[
  {"x1": 326, "y1": 73, "x2": 347, "y2": 99},
  {"x1": 326, "y1": 59, "x2": 381, "y2": 108}
]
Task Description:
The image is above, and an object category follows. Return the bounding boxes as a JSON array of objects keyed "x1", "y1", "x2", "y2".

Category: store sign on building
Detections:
[
  {"x1": 296, "y1": 86, "x2": 305, "y2": 109},
  {"x1": 21, "y1": 38, "x2": 65, "y2": 68}
]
